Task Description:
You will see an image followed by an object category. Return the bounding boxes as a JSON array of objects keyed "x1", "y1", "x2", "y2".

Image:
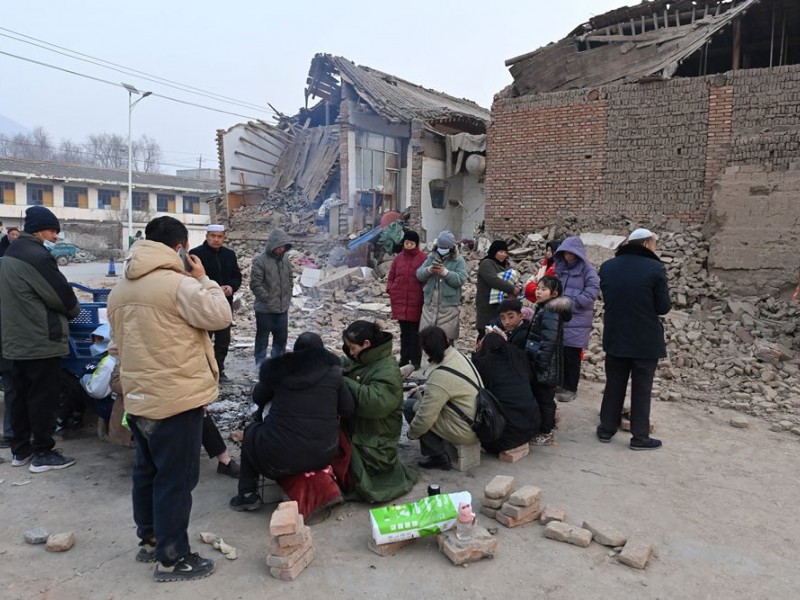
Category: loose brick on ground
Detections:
[
  {"x1": 437, "y1": 526, "x2": 497, "y2": 566},
  {"x1": 274, "y1": 525, "x2": 311, "y2": 548},
  {"x1": 499, "y1": 443, "x2": 530, "y2": 463},
  {"x1": 543, "y1": 521, "x2": 593, "y2": 547},
  {"x1": 480, "y1": 505, "x2": 498, "y2": 519},
  {"x1": 540, "y1": 505, "x2": 566, "y2": 525},
  {"x1": 481, "y1": 493, "x2": 510, "y2": 509},
  {"x1": 582, "y1": 519, "x2": 627, "y2": 547},
  {"x1": 618, "y1": 538, "x2": 654, "y2": 570},
  {"x1": 270, "y1": 509, "x2": 302, "y2": 537},
  {"x1": 367, "y1": 537, "x2": 415, "y2": 557},
  {"x1": 500, "y1": 501, "x2": 540, "y2": 520},
  {"x1": 277, "y1": 500, "x2": 299, "y2": 513},
  {"x1": 495, "y1": 508, "x2": 541, "y2": 528},
  {"x1": 485, "y1": 476, "x2": 515, "y2": 499},
  {"x1": 509, "y1": 486, "x2": 542, "y2": 507}
]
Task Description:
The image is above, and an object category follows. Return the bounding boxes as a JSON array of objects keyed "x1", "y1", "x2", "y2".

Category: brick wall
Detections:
[{"x1": 486, "y1": 66, "x2": 800, "y2": 238}]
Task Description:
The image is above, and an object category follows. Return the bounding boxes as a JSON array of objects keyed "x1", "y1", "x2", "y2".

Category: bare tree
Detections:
[
  {"x1": 133, "y1": 135, "x2": 162, "y2": 172},
  {"x1": 59, "y1": 139, "x2": 87, "y2": 165}
]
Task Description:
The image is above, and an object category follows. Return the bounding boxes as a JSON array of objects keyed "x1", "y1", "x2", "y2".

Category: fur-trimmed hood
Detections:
[
  {"x1": 259, "y1": 346, "x2": 342, "y2": 390},
  {"x1": 540, "y1": 296, "x2": 573, "y2": 321}
]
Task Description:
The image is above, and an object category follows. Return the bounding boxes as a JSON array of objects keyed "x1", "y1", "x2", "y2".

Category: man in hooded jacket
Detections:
[{"x1": 250, "y1": 228, "x2": 293, "y2": 365}]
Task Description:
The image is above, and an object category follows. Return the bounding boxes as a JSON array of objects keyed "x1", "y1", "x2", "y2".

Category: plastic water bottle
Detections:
[{"x1": 455, "y1": 501, "x2": 476, "y2": 542}]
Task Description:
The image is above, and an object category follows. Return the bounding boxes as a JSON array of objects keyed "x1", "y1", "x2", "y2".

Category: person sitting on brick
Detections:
[{"x1": 404, "y1": 326, "x2": 479, "y2": 471}]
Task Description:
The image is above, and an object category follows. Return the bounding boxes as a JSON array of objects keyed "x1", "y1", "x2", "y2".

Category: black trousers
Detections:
[
  {"x1": 209, "y1": 325, "x2": 231, "y2": 375},
  {"x1": 201, "y1": 413, "x2": 226, "y2": 459},
  {"x1": 238, "y1": 422, "x2": 262, "y2": 495},
  {"x1": 398, "y1": 320, "x2": 421, "y2": 369},
  {"x1": 562, "y1": 346, "x2": 583, "y2": 392},
  {"x1": 128, "y1": 407, "x2": 203, "y2": 565},
  {"x1": 532, "y1": 381, "x2": 556, "y2": 434},
  {"x1": 9, "y1": 357, "x2": 61, "y2": 457},
  {"x1": 0, "y1": 355, "x2": 16, "y2": 439},
  {"x1": 599, "y1": 355, "x2": 658, "y2": 442},
  {"x1": 403, "y1": 398, "x2": 447, "y2": 457}
]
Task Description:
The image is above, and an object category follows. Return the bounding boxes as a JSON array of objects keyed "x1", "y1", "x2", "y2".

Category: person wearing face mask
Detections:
[
  {"x1": 386, "y1": 230, "x2": 427, "y2": 376},
  {"x1": 0, "y1": 206, "x2": 80, "y2": 472},
  {"x1": 416, "y1": 231, "x2": 468, "y2": 343},
  {"x1": 341, "y1": 320, "x2": 418, "y2": 503}
]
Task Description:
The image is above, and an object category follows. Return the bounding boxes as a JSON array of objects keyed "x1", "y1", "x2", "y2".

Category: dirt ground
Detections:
[{"x1": 2, "y1": 367, "x2": 799, "y2": 600}]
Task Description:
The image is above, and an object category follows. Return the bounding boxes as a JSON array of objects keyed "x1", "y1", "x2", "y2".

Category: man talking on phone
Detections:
[{"x1": 107, "y1": 216, "x2": 232, "y2": 582}]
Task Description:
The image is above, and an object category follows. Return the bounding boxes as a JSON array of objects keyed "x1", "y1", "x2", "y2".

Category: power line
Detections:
[
  {"x1": 0, "y1": 28, "x2": 271, "y2": 114},
  {"x1": 0, "y1": 48, "x2": 262, "y2": 120}
]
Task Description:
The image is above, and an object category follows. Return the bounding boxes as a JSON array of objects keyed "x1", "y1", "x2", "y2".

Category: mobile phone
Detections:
[{"x1": 178, "y1": 248, "x2": 193, "y2": 272}]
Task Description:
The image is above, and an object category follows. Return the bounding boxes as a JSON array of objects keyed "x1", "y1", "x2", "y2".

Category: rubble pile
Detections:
[{"x1": 227, "y1": 189, "x2": 320, "y2": 238}]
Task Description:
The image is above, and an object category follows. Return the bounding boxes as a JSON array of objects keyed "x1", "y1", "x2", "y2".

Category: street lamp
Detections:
[{"x1": 122, "y1": 83, "x2": 151, "y2": 250}]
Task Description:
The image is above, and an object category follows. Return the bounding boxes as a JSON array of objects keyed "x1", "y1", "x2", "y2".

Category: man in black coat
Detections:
[
  {"x1": 597, "y1": 228, "x2": 671, "y2": 450},
  {"x1": 190, "y1": 224, "x2": 242, "y2": 381}
]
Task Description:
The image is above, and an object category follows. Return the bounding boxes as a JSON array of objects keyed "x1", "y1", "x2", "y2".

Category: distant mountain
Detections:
[{"x1": 0, "y1": 114, "x2": 29, "y2": 137}]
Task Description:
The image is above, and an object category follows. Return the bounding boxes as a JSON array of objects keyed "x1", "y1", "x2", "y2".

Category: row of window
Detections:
[{"x1": 0, "y1": 182, "x2": 200, "y2": 213}]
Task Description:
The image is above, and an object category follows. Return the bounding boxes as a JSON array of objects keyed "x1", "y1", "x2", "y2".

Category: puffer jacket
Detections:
[
  {"x1": 387, "y1": 247, "x2": 427, "y2": 322},
  {"x1": 250, "y1": 229, "x2": 293, "y2": 314},
  {"x1": 247, "y1": 347, "x2": 355, "y2": 479},
  {"x1": 416, "y1": 249, "x2": 468, "y2": 307},
  {"x1": 409, "y1": 346, "x2": 479, "y2": 445},
  {"x1": 475, "y1": 257, "x2": 517, "y2": 330},
  {"x1": 0, "y1": 233, "x2": 79, "y2": 359},
  {"x1": 107, "y1": 240, "x2": 232, "y2": 419},
  {"x1": 553, "y1": 237, "x2": 599, "y2": 349},
  {"x1": 342, "y1": 331, "x2": 418, "y2": 502},
  {"x1": 525, "y1": 297, "x2": 573, "y2": 387}
]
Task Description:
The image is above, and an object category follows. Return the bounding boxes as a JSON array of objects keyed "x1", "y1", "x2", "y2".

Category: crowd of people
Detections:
[{"x1": 0, "y1": 210, "x2": 673, "y2": 582}]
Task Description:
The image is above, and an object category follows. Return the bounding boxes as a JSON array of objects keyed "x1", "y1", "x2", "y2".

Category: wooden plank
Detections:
[
  {"x1": 233, "y1": 150, "x2": 277, "y2": 167},
  {"x1": 239, "y1": 136, "x2": 283, "y2": 160}
]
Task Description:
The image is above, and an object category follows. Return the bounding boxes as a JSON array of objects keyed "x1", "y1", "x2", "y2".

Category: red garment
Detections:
[
  {"x1": 524, "y1": 261, "x2": 555, "y2": 303},
  {"x1": 277, "y1": 429, "x2": 352, "y2": 519},
  {"x1": 387, "y1": 248, "x2": 427, "y2": 322}
]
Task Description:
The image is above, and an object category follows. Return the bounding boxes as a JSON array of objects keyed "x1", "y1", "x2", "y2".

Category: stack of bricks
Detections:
[
  {"x1": 266, "y1": 501, "x2": 315, "y2": 581},
  {"x1": 479, "y1": 475, "x2": 514, "y2": 520},
  {"x1": 480, "y1": 476, "x2": 543, "y2": 528}
]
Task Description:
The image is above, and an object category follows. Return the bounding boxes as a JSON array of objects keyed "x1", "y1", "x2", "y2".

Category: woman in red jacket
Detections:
[{"x1": 387, "y1": 230, "x2": 427, "y2": 374}]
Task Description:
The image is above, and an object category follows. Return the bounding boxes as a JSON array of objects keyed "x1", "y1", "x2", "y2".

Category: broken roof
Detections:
[
  {"x1": 306, "y1": 53, "x2": 490, "y2": 127},
  {"x1": 505, "y1": 0, "x2": 761, "y2": 96}
]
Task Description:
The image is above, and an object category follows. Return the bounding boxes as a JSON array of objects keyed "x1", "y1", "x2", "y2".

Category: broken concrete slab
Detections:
[{"x1": 437, "y1": 526, "x2": 497, "y2": 566}]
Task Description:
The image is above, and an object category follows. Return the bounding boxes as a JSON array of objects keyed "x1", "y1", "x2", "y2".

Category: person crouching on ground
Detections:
[
  {"x1": 404, "y1": 326, "x2": 479, "y2": 470},
  {"x1": 525, "y1": 275, "x2": 572, "y2": 446},
  {"x1": 229, "y1": 332, "x2": 354, "y2": 518},
  {"x1": 341, "y1": 320, "x2": 418, "y2": 502}
]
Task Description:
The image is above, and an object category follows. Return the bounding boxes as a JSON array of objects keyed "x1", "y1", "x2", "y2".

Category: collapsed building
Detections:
[
  {"x1": 216, "y1": 53, "x2": 490, "y2": 244},
  {"x1": 486, "y1": 0, "x2": 800, "y2": 293}
]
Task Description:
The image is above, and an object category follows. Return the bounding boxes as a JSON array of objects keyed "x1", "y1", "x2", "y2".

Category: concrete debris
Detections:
[
  {"x1": 730, "y1": 416, "x2": 750, "y2": 429},
  {"x1": 23, "y1": 527, "x2": 49, "y2": 545}
]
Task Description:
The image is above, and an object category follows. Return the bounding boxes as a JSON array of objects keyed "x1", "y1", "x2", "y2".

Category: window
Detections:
[
  {"x1": 182, "y1": 195, "x2": 200, "y2": 214},
  {"x1": 0, "y1": 181, "x2": 14, "y2": 204},
  {"x1": 156, "y1": 193, "x2": 175, "y2": 212},
  {"x1": 132, "y1": 191, "x2": 149, "y2": 212},
  {"x1": 355, "y1": 132, "x2": 400, "y2": 194},
  {"x1": 97, "y1": 189, "x2": 119, "y2": 210},
  {"x1": 27, "y1": 183, "x2": 53, "y2": 206},
  {"x1": 63, "y1": 186, "x2": 88, "y2": 209}
]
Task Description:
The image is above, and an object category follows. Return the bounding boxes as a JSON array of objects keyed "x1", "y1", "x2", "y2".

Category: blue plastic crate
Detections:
[{"x1": 70, "y1": 282, "x2": 111, "y2": 303}]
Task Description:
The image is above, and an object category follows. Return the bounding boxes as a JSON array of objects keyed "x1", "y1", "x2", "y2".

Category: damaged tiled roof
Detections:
[
  {"x1": 0, "y1": 156, "x2": 219, "y2": 192},
  {"x1": 505, "y1": 0, "x2": 761, "y2": 96},
  {"x1": 307, "y1": 53, "x2": 490, "y2": 126}
]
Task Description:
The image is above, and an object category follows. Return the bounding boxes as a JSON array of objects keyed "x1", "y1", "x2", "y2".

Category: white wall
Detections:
[
  {"x1": 459, "y1": 173, "x2": 485, "y2": 241},
  {"x1": 419, "y1": 157, "x2": 453, "y2": 242},
  {"x1": 221, "y1": 123, "x2": 284, "y2": 195}
]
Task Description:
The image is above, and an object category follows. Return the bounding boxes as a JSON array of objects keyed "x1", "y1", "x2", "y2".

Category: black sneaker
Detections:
[
  {"x1": 630, "y1": 437, "x2": 662, "y2": 451},
  {"x1": 11, "y1": 451, "x2": 33, "y2": 467},
  {"x1": 217, "y1": 459, "x2": 240, "y2": 478},
  {"x1": 596, "y1": 427, "x2": 614, "y2": 443},
  {"x1": 153, "y1": 552, "x2": 214, "y2": 582},
  {"x1": 29, "y1": 449, "x2": 76, "y2": 473},
  {"x1": 136, "y1": 540, "x2": 156, "y2": 563},
  {"x1": 229, "y1": 491, "x2": 263, "y2": 512},
  {"x1": 417, "y1": 454, "x2": 451, "y2": 471}
]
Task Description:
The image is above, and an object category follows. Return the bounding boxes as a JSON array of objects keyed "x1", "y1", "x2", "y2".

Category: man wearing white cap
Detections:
[
  {"x1": 596, "y1": 228, "x2": 671, "y2": 451},
  {"x1": 190, "y1": 225, "x2": 241, "y2": 382}
]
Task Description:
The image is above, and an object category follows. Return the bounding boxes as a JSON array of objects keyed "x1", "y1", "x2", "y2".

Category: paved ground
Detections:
[{"x1": 2, "y1": 378, "x2": 799, "y2": 600}]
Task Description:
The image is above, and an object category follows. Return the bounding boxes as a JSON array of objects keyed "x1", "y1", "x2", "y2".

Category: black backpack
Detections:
[{"x1": 439, "y1": 361, "x2": 506, "y2": 445}]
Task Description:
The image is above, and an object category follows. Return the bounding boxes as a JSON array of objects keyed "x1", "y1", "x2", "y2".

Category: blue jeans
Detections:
[
  {"x1": 128, "y1": 407, "x2": 203, "y2": 565},
  {"x1": 254, "y1": 311, "x2": 288, "y2": 365}
]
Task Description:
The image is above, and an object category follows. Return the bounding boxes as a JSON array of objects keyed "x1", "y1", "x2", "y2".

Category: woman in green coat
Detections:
[{"x1": 341, "y1": 320, "x2": 418, "y2": 503}]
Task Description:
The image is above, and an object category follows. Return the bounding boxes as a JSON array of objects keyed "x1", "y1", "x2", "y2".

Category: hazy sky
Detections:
[{"x1": 1, "y1": 0, "x2": 625, "y2": 174}]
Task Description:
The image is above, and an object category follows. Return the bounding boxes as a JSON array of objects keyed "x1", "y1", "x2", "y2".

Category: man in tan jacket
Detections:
[{"x1": 107, "y1": 216, "x2": 231, "y2": 582}]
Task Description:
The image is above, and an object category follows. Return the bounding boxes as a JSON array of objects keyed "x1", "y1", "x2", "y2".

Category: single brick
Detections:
[
  {"x1": 270, "y1": 509, "x2": 302, "y2": 537},
  {"x1": 543, "y1": 521, "x2": 592, "y2": 548},
  {"x1": 500, "y1": 501, "x2": 540, "y2": 520},
  {"x1": 367, "y1": 537, "x2": 415, "y2": 557},
  {"x1": 436, "y1": 526, "x2": 497, "y2": 566},
  {"x1": 485, "y1": 475, "x2": 515, "y2": 499},
  {"x1": 274, "y1": 524, "x2": 311, "y2": 548},
  {"x1": 509, "y1": 486, "x2": 542, "y2": 508},
  {"x1": 582, "y1": 519, "x2": 627, "y2": 547},
  {"x1": 618, "y1": 538, "x2": 653, "y2": 570},
  {"x1": 495, "y1": 508, "x2": 541, "y2": 528},
  {"x1": 499, "y1": 443, "x2": 530, "y2": 463},
  {"x1": 269, "y1": 545, "x2": 316, "y2": 581},
  {"x1": 481, "y1": 493, "x2": 510, "y2": 509},
  {"x1": 480, "y1": 505, "x2": 498, "y2": 519},
  {"x1": 539, "y1": 505, "x2": 566, "y2": 525},
  {"x1": 276, "y1": 500, "x2": 299, "y2": 513},
  {"x1": 266, "y1": 535, "x2": 313, "y2": 568},
  {"x1": 444, "y1": 441, "x2": 481, "y2": 471}
]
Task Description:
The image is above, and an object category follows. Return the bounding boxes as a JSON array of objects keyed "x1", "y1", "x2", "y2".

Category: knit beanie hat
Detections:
[
  {"x1": 435, "y1": 230, "x2": 456, "y2": 249},
  {"x1": 24, "y1": 206, "x2": 61, "y2": 234},
  {"x1": 402, "y1": 230, "x2": 420, "y2": 246}
]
